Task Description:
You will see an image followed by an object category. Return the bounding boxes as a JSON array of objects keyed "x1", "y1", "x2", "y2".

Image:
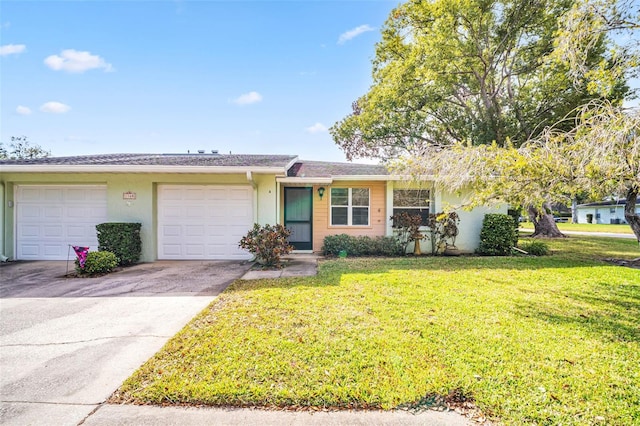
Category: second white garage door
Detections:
[{"x1": 157, "y1": 185, "x2": 254, "y2": 260}]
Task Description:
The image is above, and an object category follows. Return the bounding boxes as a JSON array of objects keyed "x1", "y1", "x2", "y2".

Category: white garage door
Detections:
[
  {"x1": 157, "y1": 185, "x2": 254, "y2": 260},
  {"x1": 15, "y1": 185, "x2": 108, "y2": 260}
]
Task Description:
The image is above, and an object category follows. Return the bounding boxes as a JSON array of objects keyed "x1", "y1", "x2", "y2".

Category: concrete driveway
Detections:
[{"x1": 0, "y1": 260, "x2": 251, "y2": 426}]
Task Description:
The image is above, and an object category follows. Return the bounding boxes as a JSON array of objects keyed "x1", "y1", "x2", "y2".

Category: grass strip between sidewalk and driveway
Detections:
[{"x1": 113, "y1": 236, "x2": 639, "y2": 425}]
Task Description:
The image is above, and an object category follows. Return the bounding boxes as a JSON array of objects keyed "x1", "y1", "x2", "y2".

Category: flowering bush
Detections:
[
  {"x1": 239, "y1": 223, "x2": 293, "y2": 267},
  {"x1": 75, "y1": 251, "x2": 118, "y2": 275}
]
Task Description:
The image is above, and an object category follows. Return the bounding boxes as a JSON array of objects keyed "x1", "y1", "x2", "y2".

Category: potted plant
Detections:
[{"x1": 442, "y1": 212, "x2": 461, "y2": 256}]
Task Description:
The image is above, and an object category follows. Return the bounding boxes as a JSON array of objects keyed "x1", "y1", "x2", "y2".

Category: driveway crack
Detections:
[{"x1": 0, "y1": 334, "x2": 169, "y2": 347}]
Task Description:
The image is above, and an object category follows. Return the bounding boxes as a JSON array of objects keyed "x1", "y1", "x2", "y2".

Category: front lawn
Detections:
[
  {"x1": 520, "y1": 222, "x2": 635, "y2": 234},
  {"x1": 114, "y1": 236, "x2": 639, "y2": 425}
]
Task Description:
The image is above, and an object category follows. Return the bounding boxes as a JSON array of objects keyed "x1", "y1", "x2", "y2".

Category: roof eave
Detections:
[
  {"x1": 0, "y1": 165, "x2": 290, "y2": 174},
  {"x1": 276, "y1": 177, "x2": 334, "y2": 184}
]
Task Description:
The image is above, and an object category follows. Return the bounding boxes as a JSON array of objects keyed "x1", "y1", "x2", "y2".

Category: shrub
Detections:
[
  {"x1": 321, "y1": 234, "x2": 353, "y2": 256},
  {"x1": 76, "y1": 251, "x2": 118, "y2": 275},
  {"x1": 519, "y1": 240, "x2": 550, "y2": 256},
  {"x1": 239, "y1": 223, "x2": 293, "y2": 267},
  {"x1": 477, "y1": 214, "x2": 518, "y2": 256},
  {"x1": 390, "y1": 212, "x2": 423, "y2": 252},
  {"x1": 322, "y1": 234, "x2": 404, "y2": 257},
  {"x1": 96, "y1": 223, "x2": 142, "y2": 266}
]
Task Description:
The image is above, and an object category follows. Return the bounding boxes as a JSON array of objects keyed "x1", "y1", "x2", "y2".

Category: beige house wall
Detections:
[
  {"x1": 310, "y1": 181, "x2": 387, "y2": 252},
  {"x1": 0, "y1": 172, "x2": 279, "y2": 261}
]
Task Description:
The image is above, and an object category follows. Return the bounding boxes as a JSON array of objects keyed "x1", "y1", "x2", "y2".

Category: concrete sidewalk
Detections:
[{"x1": 83, "y1": 404, "x2": 474, "y2": 425}]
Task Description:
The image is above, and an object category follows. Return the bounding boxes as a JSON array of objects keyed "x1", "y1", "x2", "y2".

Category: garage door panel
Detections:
[
  {"x1": 186, "y1": 206, "x2": 205, "y2": 218},
  {"x1": 19, "y1": 187, "x2": 42, "y2": 201},
  {"x1": 43, "y1": 188, "x2": 64, "y2": 201},
  {"x1": 230, "y1": 188, "x2": 251, "y2": 200},
  {"x1": 19, "y1": 225, "x2": 40, "y2": 237},
  {"x1": 20, "y1": 205, "x2": 41, "y2": 219},
  {"x1": 16, "y1": 185, "x2": 107, "y2": 260},
  {"x1": 162, "y1": 245, "x2": 182, "y2": 256},
  {"x1": 185, "y1": 224, "x2": 205, "y2": 236},
  {"x1": 20, "y1": 244, "x2": 39, "y2": 256},
  {"x1": 67, "y1": 188, "x2": 88, "y2": 201},
  {"x1": 67, "y1": 225, "x2": 89, "y2": 238},
  {"x1": 44, "y1": 244, "x2": 64, "y2": 256},
  {"x1": 186, "y1": 245, "x2": 205, "y2": 256},
  {"x1": 158, "y1": 185, "x2": 253, "y2": 260},
  {"x1": 185, "y1": 188, "x2": 206, "y2": 200},
  {"x1": 44, "y1": 225, "x2": 64, "y2": 237}
]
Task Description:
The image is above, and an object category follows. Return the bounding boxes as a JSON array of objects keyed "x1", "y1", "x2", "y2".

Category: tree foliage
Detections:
[
  {"x1": 388, "y1": 102, "x2": 640, "y2": 242},
  {"x1": 330, "y1": 0, "x2": 633, "y2": 238},
  {"x1": 553, "y1": 0, "x2": 639, "y2": 94},
  {"x1": 0, "y1": 136, "x2": 51, "y2": 159},
  {"x1": 330, "y1": 0, "x2": 627, "y2": 162}
]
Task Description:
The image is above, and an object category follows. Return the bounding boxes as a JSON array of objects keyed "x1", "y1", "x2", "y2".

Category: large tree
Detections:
[
  {"x1": 389, "y1": 102, "x2": 640, "y2": 242},
  {"x1": 331, "y1": 0, "x2": 629, "y2": 237}
]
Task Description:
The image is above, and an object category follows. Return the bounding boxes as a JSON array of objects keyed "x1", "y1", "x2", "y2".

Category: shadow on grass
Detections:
[
  {"x1": 226, "y1": 252, "x2": 631, "y2": 294},
  {"x1": 515, "y1": 283, "x2": 640, "y2": 343}
]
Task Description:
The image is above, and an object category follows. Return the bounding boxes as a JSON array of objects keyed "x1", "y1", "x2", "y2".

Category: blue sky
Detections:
[
  {"x1": 2, "y1": 1, "x2": 637, "y2": 162},
  {"x1": 1, "y1": 0, "x2": 398, "y2": 161}
]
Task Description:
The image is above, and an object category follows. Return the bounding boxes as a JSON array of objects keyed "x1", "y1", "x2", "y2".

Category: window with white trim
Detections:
[
  {"x1": 330, "y1": 188, "x2": 370, "y2": 226},
  {"x1": 392, "y1": 189, "x2": 431, "y2": 226}
]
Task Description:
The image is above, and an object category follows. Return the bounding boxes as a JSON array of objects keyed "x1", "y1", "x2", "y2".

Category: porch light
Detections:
[{"x1": 317, "y1": 187, "x2": 325, "y2": 199}]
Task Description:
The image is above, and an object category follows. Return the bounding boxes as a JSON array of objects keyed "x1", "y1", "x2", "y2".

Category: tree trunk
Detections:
[
  {"x1": 571, "y1": 198, "x2": 578, "y2": 224},
  {"x1": 527, "y1": 202, "x2": 566, "y2": 238},
  {"x1": 624, "y1": 187, "x2": 640, "y2": 244}
]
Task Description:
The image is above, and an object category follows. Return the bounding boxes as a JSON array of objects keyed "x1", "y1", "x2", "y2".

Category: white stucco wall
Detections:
[
  {"x1": 438, "y1": 189, "x2": 507, "y2": 253},
  {"x1": 576, "y1": 204, "x2": 634, "y2": 224},
  {"x1": 385, "y1": 181, "x2": 507, "y2": 253}
]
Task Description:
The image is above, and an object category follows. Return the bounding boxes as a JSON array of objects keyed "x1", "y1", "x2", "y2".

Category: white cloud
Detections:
[
  {"x1": 0, "y1": 44, "x2": 26, "y2": 56},
  {"x1": 16, "y1": 105, "x2": 32, "y2": 115},
  {"x1": 338, "y1": 25, "x2": 375, "y2": 44},
  {"x1": 232, "y1": 91, "x2": 263, "y2": 105},
  {"x1": 40, "y1": 101, "x2": 71, "y2": 114},
  {"x1": 306, "y1": 122, "x2": 328, "y2": 134},
  {"x1": 44, "y1": 49, "x2": 113, "y2": 73}
]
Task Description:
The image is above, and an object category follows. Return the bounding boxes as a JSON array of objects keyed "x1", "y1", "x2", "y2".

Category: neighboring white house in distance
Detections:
[{"x1": 576, "y1": 198, "x2": 640, "y2": 224}]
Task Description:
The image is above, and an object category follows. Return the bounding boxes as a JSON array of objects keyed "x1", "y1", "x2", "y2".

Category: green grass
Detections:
[
  {"x1": 114, "y1": 236, "x2": 640, "y2": 425},
  {"x1": 520, "y1": 222, "x2": 635, "y2": 234}
]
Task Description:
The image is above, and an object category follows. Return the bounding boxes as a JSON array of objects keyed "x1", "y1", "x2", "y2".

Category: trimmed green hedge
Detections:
[
  {"x1": 477, "y1": 214, "x2": 518, "y2": 256},
  {"x1": 322, "y1": 234, "x2": 404, "y2": 257},
  {"x1": 96, "y1": 222, "x2": 142, "y2": 266}
]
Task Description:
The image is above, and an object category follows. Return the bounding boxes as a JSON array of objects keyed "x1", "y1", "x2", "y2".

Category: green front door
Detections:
[{"x1": 284, "y1": 187, "x2": 313, "y2": 250}]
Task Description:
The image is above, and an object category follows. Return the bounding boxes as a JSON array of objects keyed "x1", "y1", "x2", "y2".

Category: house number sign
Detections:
[{"x1": 123, "y1": 191, "x2": 137, "y2": 200}]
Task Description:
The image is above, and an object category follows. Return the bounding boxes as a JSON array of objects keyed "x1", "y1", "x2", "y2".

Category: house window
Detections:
[
  {"x1": 330, "y1": 188, "x2": 369, "y2": 226},
  {"x1": 610, "y1": 208, "x2": 616, "y2": 214},
  {"x1": 392, "y1": 189, "x2": 431, "y2": 226}
]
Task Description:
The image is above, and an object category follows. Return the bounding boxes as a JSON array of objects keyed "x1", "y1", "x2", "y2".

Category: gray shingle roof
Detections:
[
  {"x1": 287, "y1": 160, "x2": 387, "y2": 178},
  {"x1": 0, "y1": 153, "x2": 298, "y2": 168}
]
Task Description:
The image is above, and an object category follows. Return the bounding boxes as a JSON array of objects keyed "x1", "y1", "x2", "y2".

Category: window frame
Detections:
[
  {"x1": 330, "y1": 187, "x2": 370, "y2": 226},
  {"x1": 392, "y1": 189, "x2": 431, "y2": 227}
]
